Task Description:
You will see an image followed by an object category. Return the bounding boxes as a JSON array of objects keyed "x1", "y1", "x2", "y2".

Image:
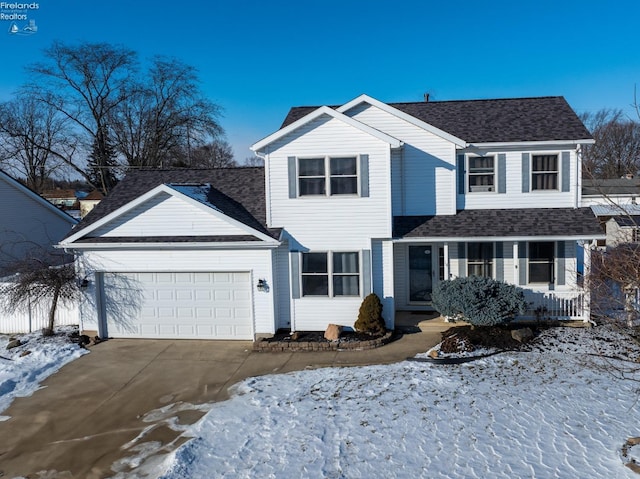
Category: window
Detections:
[
  {"x1": 298, "y1": 157, "x2": 358, "y2": 196},
  {"x1": 529, "y1": 242, "x2": 554, "y2": 283},
  {"x1": 468, "y1": 156, "x2": 495, "y2": 192},
  {"x1": 301, "y1": 252, "x2": 359, "y2": 296},
  {"x1": 531, "y1": 154, "x2": 558, "y2": 190},
  {"x1": 467, "y1": 242, "x2": 493, "y2": 278}
]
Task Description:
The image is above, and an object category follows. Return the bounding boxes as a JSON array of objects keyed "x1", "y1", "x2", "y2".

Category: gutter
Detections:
[{"x1": 57, "y1": 241, "x2": 281, "y2": 251}]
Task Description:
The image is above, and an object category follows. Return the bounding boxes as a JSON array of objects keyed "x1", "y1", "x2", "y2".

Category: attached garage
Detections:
[{"x1": 102, "y1": 271, "x2": 253, "y2": 340}]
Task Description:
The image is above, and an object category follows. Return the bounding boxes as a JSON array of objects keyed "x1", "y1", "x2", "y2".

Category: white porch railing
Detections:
[
  {"x1": 0, "y1": 282, "x2": 80, "y2": 333},
  {"x1": 521, "y1": 289, "x2": 589, "y2": 322}
]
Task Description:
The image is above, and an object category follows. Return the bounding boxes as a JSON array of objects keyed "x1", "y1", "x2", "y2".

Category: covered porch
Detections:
[{"x1": 382, "y1": 208, "x2": 605, "y2": 325}]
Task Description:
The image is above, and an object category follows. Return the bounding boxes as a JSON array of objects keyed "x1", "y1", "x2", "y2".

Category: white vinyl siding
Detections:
[
  {"x1": 0, "y1": 176, "x2": 76, "y2": 271},
  {"x1": 266, "y1": 113, "x2": 392, "y2": 248},
  {"x1": 344, "y1": 102, "x2": 457, "y2": 216},
  {"x1": 76, "y1": 248, "x2": 275, "y2": 338},
  {"x1": 458, "y1": 148, "x2": 579, "y2": 210},
  {"x1": 92, "y1": 193, "x2": 250, "y2": 237}
]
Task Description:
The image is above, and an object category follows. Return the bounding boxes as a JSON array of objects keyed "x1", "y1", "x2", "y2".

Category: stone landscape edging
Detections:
[{"x1": 253, "y1": 330, "x2": 396, "y2": 352}]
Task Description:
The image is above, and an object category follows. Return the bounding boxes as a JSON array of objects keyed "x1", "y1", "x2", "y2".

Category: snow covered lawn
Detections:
[
  {"x1": 148, "y1": 325, "x2": 640, "y2": 479},
  {"x1": 0, "y1": 326, "x2": 88, "y2": 420}
]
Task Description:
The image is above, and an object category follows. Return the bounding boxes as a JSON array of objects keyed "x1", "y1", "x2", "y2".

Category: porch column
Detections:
[
  {"x1": 443, "y1": 242, "x2": 450, "y2": 280},
  {"x1": 582, "y1": 241, "x2": 592, "y2": 323},
  {"x1": 513, "y1": 241, "x2": 520, "y2": 286}
]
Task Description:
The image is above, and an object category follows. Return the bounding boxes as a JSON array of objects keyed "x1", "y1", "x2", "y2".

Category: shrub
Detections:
[
  {"x1": 431, "y1": 276, "x2": 527, "y2": 327},
  {"x1": 354, "y1": 293, "x2": 386, "y2": 335}
]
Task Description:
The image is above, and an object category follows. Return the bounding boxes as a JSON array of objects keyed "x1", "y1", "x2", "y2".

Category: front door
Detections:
[{"x1": 408, "y1": 245, "x2": 433, "y2": 303}]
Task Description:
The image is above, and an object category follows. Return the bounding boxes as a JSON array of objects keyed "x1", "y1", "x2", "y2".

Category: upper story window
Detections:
[
  {"x1": 529, "y1": 241, "x2": 554, "y2": 283},
  {"x1": 298, "y1": 156, "x2": 358, "y2": 196},
  {"x1": 468, "y1": 156, "x2": 495, "y2": 193},
  {"x1": 531, "y1": 154, "x2": 558, "y2": 190},
  {"x1": 467, "y1": 242, "x2": 493, "y2": 277},
  {"x1": 301, "y1": 251, "x2": 360, "y2": 297}
]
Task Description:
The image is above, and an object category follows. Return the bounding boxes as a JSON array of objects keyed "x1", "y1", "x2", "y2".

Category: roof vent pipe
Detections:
[{"x1": 424, "y1": 93, "x2": 430, "y2": 102}]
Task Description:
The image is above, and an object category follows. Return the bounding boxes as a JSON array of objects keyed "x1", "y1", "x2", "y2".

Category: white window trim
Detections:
[
  {"x1": 530, "y1": 151, "x2": 560, "y2": 192},
  {"x1": 527, "y1": 241, "x2": 556, "y2": 284},
  {"x1": 467, "y1": 154, "x2": 496, "y2": 194},
  {"x1": 297, "y1": 155, "x2": 360, "y2": 197},
  {"x1": 300, "y1": 251, "x2": 361, "y2": 298}
]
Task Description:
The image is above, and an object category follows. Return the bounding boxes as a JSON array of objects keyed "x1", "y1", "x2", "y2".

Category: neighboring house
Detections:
[
  {"x1": 59, "y1": 94, "x2": 605, "y2": 340},
  {"x1": 41, "y1": 188, "x2": 78, "y2": 207},
  {"x1": 605, "y1": 216, "x2": 640, "y2": 247},
  {"x1": 41, "y1": 188, "x2": 81, "y2": 219},
  {"x1": 0, "y1": 171, "x2": 77, "y2": 276},
  {"x1": 79, "y1": 189, "x2": 104, "y2": 218},
  {"x1": 582, "y1": 178, "x2": 640, "y2": 247}
]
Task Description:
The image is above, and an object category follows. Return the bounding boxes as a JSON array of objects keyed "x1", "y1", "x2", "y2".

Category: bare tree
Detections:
[
  {"x1": 2, "y1": 251, "x2": 80, "y2": 336},
  {"x1": 590, "y1": 244, "x2": 640, "y2": 327},
  {"x1": 109, "y1": 56, "x2": 223, "y2": 169},
  {"x1": 0, "y1": 93, "x2": 71, "y2": 193},
  {"x1": 25, "y1": 41, "x2": 138, "y2": 192},
  {"x1": 581, "y1": 109, "x2": 640, "y2": 179},
  {"x1": 171, "y1": 140, "x2": 236, "y2": 168},
  {"x1": 243, "y1": 156, "x2": 264, "y2": 167}
]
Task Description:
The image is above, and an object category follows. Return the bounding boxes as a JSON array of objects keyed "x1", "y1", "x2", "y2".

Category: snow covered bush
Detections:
[
  {"x1": 354, "y1": 293, "x2": 386, "y2": 335},
  {"x1": 432, "y1": 276, "x2": 527, "y2": 327}
]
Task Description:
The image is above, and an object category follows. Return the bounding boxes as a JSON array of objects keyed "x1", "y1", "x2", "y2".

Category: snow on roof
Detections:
[{"x1": 166, "y1": 183, "x2": 221, "y2": 213}]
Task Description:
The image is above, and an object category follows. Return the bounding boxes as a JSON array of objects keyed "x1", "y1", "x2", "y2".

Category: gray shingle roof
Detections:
[
  {"x1": 66, "y1": 167, "x2": 278, "y2": 241},
  {"x1": 282, "y1": 96, "x2": 592, "y2": 143},
  {"x1": 582, "y1": 178, "x2": 640, "y2": 196},
  {"x1": 393, "y1": 208, "x2": 604, "y2": 239}
]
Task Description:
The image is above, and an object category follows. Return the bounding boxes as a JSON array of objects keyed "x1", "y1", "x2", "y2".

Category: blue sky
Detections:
[{"x1": 1, "y1": 0, "x2": 639, "y2": 161}]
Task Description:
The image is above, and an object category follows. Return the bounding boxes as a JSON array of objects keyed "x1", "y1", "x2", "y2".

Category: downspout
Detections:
[
  {"x1": 575, "y1": 144, "x2": 582, "y2": 208},
  {"x1": 254, "y1": 148, "x2": 271, "y2": 227},
  {"x1": 400, "y1": 145, "x2": 406, "y2": 215}
]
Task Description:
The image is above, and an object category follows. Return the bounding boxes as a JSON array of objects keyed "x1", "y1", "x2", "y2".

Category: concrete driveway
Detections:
[{"x1": 0, "y1": 316, "x2": 448, "y2": 478}]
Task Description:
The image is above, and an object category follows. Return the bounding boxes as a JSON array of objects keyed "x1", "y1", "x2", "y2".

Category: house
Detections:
[
  {"x1": 41, "y1": 188, "x2": 82, "y2": 219},
  {"x1": 581, "y1": 178, "x2": 640, "y2": 247},
  {"x1": 79, "y1": 189, "x2": 104, "y2": 218},
  {"x1": 41, "y1": 188, "x2": 78, "y2": 208},
  {"x1": 58, "y1": 94, "x2": 605, "y2": 340},
  {"x1": 605, "y1": 216, "x2": 640, "y2": 247},
  {"x1": 0, "y1": 171, "x2": 77, "y2": 276}
]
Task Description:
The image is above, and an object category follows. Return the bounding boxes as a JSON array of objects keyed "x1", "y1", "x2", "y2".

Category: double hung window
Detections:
[
  {"x1": 468, "y1": 156, "x2": 495, "y2": 192},
  {"x1": 529, "y1": 242, "x2": 554, "y2": 283},
  {"x1": 467, "y1": 242, "x2": 493, "y2": 278},
  {"x1": 301, "y1": 252, "x2": 360, "y2": 296},
  {"x1": 298, "y1": 157, "x2": 358, "y2": 196},
  {"x1": 531, "y1": 154, "x2": 558, "y2": 190}
]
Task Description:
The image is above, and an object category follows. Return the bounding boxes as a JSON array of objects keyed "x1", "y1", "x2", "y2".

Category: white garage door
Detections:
[{"x1": 102, "y1": 272, "x2": 253, "y2": 339}]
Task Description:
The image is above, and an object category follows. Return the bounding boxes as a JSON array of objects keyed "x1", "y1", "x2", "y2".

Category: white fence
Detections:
[
  {"x1": 522, "y1": 290, "x2": 589, "y2": 322},
  {"x1": 0, "y1": 282, "x2": 79, "y2": 334}
]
